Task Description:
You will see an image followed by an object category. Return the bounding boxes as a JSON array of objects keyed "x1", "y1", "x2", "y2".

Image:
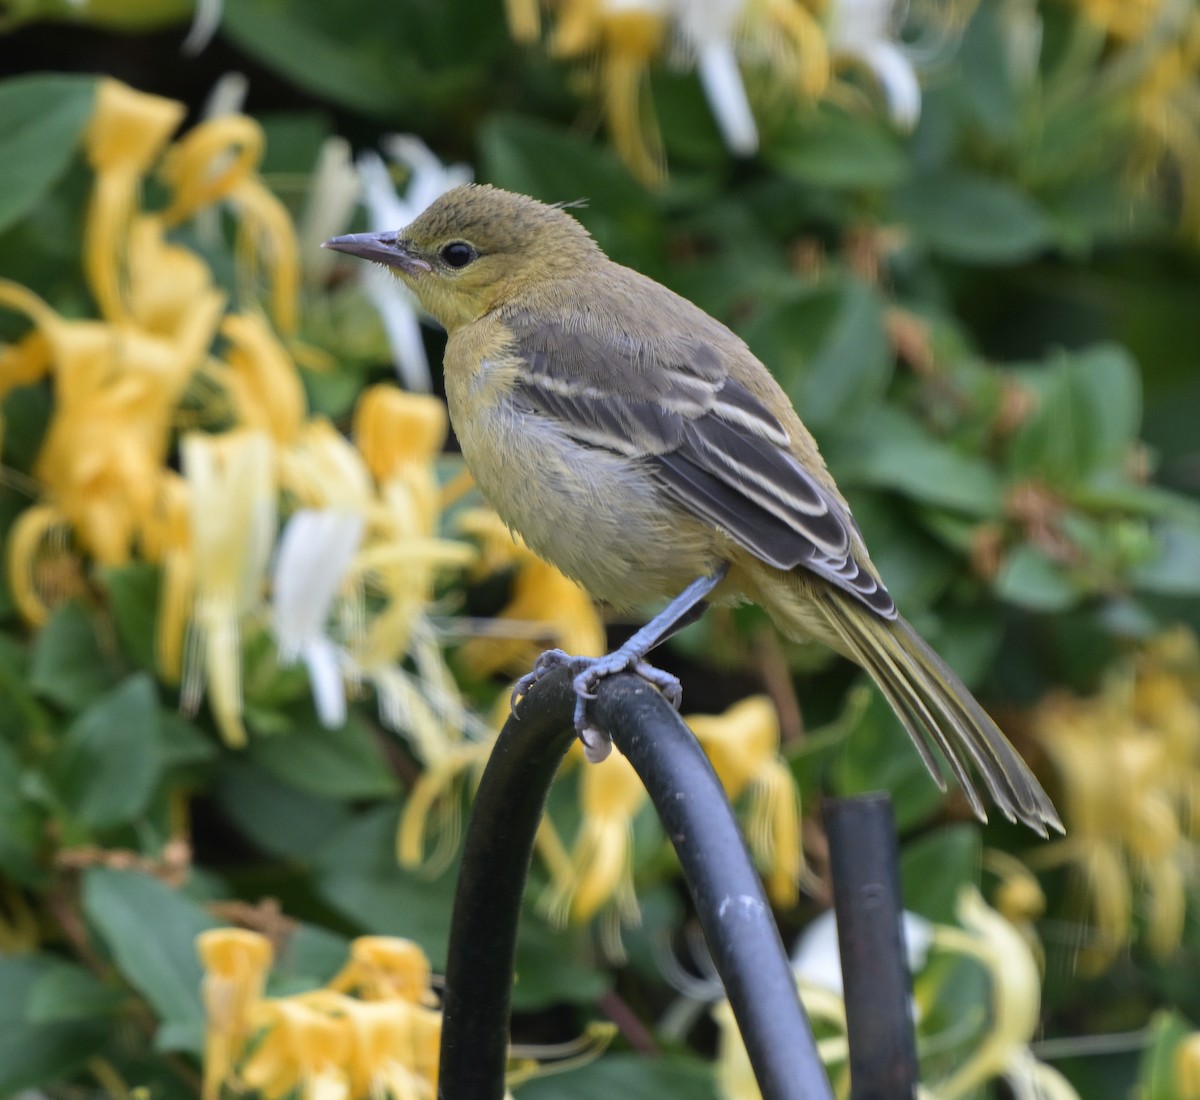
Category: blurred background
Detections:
[{"x1": 2, "y1": 0, "x2": 1200, "y2": 1097}]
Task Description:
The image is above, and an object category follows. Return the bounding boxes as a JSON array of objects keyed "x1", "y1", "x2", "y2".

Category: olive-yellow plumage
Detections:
[{"x1": 325, "y1": 184, "x2": 1061, "y2": 836}]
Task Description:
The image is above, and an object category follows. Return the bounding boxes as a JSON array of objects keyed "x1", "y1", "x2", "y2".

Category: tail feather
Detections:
[{"x1": 814, "y1": 591, "x2": 1063, "y2": 837}]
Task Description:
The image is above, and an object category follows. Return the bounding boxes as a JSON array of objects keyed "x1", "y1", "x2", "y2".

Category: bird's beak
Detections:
[{"x1": 322, "y1": 231, "x2": 432, "y2": 275}]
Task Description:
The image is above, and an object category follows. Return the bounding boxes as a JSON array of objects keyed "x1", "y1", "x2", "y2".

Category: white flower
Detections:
[
  {"x1": 828, "y1": 0, "x2": 922, "y2": 130},
  {"x1": 301, "y1": 137, "x2": 361, "y2": 290},
  {"x1": 672, "y1": 0, "x2": 758, "y2": 155},
  {"x1": 356, "y1": 137, "x2": 471, "y2": 393},
  {"x1": 183, "y1": 0, "x2": 224, "y2": 55},
  {"x1": 271, "y1": 508, "x2": 365, "y2": 728}
]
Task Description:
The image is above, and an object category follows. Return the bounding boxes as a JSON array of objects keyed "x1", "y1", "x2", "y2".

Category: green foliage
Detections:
[
  {"x1": 2, "y1": 0, "x2": 1200, "y2": 1097},
  {"x1": 0, "y1": 74, "x2": 95, "y2": 235}
]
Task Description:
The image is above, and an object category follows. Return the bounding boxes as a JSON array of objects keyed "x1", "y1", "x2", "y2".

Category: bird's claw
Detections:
[
  {"x1": 632, "y1": 660, "x2": 683, "y2": 709},
  {"x1": 510, "y1": 648, "x2": 573, "y2": 714},
  {"x1": 512, "y1": 646, "x2": 683, "y2": 761}
]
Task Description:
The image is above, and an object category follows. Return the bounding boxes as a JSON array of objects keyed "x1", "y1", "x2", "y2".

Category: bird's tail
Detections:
[{"x1": 812, "y1": 589, "x2": 1063, "y2": 837}]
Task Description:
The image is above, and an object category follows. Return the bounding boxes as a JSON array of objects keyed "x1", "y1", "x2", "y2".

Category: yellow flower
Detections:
[
  {"x1": 197, "y1": 928, "x2": 447, "y2": 1100},
  {"x1": 1029, "y1": 630, "x2": 1200, "y2": 971},
  {"x1": 240, "y1": 993, "x2": 354, "y2": 1100},
  {"x1": 354, "y1": 384, "x2": 448, "y2": 515},
  {"x1": 197, "y1": 928, "x2": 274, "y2": 1100},
  {"x1": 159, "y1": 111, "x2": 299, "y2": 333},
  {"x1": 543, "y1": 746, "x2": 647, "y2": 926},
  {"x1": 455, "y1": 508, "x2": 606, "y2": 680},
  {"x1": 218, "y1": 312, "x2": 309, "y2": 445},
  {"x1": 1073, "y1": 0, "x2": 1176, "y2": 41},
  {"x1": 0, "y1": 278, "x2": 220, "y2": 574},
  {"x1": 687, "y1": 696, "x2": 802, "y2": 907},
  {"x1": 180, "y1": 430, "x2": 277, "y2": 747},
  {"x1": 83, "y1": 79, "x2": 185, "y2": 323},
  {"x1": 327, "y1": 937, "x2": 436, "y2": 1005},
  {"x1": 930, "y1": 889, "x2": 1079, "y2": 1100},
  {"x1": 551, "y1": 0, "x2": 670, "y2": 186},
  {"x1": 1177, "y1": 1031, "x2": 1200, "y2": 1100}
]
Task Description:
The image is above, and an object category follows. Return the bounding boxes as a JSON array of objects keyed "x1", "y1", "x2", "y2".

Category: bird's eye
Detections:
[{"x1": 440, "y1": 241, "x2": 477, "y2": 269}]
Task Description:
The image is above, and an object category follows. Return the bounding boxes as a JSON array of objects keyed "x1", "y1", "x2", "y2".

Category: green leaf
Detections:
[
  {"x1": 767, "y1": 107, "x2": 911, "y2": 189},
  {"x1": 0, "y1": 74, "x2": 95, "y2": 235},
  {"x1": 220, "y1": 0, "x2": 507, "y2": 120},
  {"x1": 1007, "y1": 345, "x2": 1142, "y2": 485},
  {"x1": 82, "y1": 867, "x2": 218, "y2": 1051},
  {"x1": 1132, "y1": 519, "x2": 1200, "y2": 595},
  {"x1": 53, "y1": 674, "x2": 163, "y2": 829},
  {"x1": 512, "y1": 915, "x2": 611, "y2": 1010},
  {"x1": 274, "y1": 923, "x2": 350, "y2": 990},
  {"x1": 0, "y1": 382, "x2": 54, "y2": 473},
  {"x1": 0, "y1": 737, "x2": 41, "y2": 882},
  {"x1": 159, "y1": 710, "x2": 220, "y2": 769},
  {"x1": 994, "y1": 545, "x2": 1078, "y2": 612},
  {"x1": 890, "y1": 170, "x2": 1052, "y2": 263},
  {"x1": 830, "y1": 686, "x2": 948, "y2": 831},
  {"x1": 246, "y1": 712, "x2": 398, "y2": 800},
  {"x1": 215, "y1": 760, "x2": 354, "y2": 860},
  {"x1": 0, "y1": 956, "x2": 109, "y2": 1092},
  {"x1": 838, "y1": 408, "x2": 1004, "y2": 517},
  {"x1": 29, "y1": 601, "x2": 118, "y2": 711},
  {"x1": 311, "y1": 806, "x2": 458, "y2": 966},
  {"x1": 479, "y1": 114, "x2": 654, "y2": 261},
  {"x1": 899, "y1": 826, "x2": 981, "y2": 924},
  {"x1": 100, "y1": 563, "x2": 161, "y2": 672},
  {"x1": 746, "y1": 279, "x2": 892, "y2": 432},
  {"x1": 28, "y1": 963, "x2": 125, "y2": 1022},
  {"x1": 513, "y1": 1053, "x2": 720, "y2": 1100}
]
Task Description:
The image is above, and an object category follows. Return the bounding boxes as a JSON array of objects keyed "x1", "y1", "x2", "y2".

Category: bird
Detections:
[{"x1": 324, "y1": 183, "x2": 1062, "y2": 837}]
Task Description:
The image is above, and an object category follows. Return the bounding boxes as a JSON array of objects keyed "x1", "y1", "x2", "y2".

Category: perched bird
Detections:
[{"x1": 325, "y1": 184, "x2": 1061, "y2": 836}]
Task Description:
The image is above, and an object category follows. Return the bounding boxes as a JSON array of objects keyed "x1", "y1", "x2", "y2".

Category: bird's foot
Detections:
[{"x1": 511, "y1": 646, "x2": 683, "y2": 764}]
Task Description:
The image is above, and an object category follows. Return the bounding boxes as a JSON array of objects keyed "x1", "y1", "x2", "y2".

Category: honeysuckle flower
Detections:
[
  {"x1": 676, "y1": 0, "x2": 759, "y2": 154},
  {"x1": 931, "y1": 889, "x2": 1078, "y2": 1100},
  {"x1": 239, "y1": 993, "x2": 354, "y2": 1100},
  {"x1": 159, "y1": 108, "x2": 299, "y2": 334},
  {"x1": 355, "y1": 138, "x2": 471, "y2": 392},
  {"x1": 686, "y1": 696, "x2": 803, "y2": 906},
  {"x1": 327, "y1": 937, "x2": 436, "y2": 1005},
  {"x1": 83, "y1": 79, "x2": 185, "y2": 323},
  {"x1": 554, "y1": 0, "x2": 671, "y2": 185},
  {"x1": 0, "y1": 279, "x2": 221, "y2": 568},
  {"x1": 455, "y1": 508, "x2": 606, "y2": 680},
  {"x1": 984, "y1": 848, "x2": 1047, "y2": 927},
  {"x1": 301, "y1": 137, "x2": 361, "y2": 291},
  {"x1": 219, "y1": 311, "x2": 309, "y2": 445},
  {"x1": 1028, "y1": 629, "x2": 1200, "y2": 972},
  {"x1": 281, "y1": 418, "x2": 377, "y2": 512},
  {"x1": 827, "y1": 0, "x2": 921, "y2": 129},
  {"x1": 198, "y1": 931, "x2": 449, "y2": 1100},
  {"x1": 1177, "y1": 1032, "x2": 1200, "y2": 1099},
  {"x1": 542, "y1": 746, "x2": 647, "y2": 926},
  {"x1": 182, "y1": 0, "x2": 222, "y2": 53},
  {"x1": 197, "y1": 928, "x2": 274, "y2": 1100},
  {"x1": 180, "y1": 430, "x2": 277, "y2": 747},
  {"x1": 271, "y1": 509, "x2": 365, "y2": 730}
]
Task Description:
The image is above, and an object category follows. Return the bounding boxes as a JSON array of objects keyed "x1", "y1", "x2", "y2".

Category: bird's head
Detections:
[{"x1": 324, "y1": 183, "x2": 599, "y2": 331}]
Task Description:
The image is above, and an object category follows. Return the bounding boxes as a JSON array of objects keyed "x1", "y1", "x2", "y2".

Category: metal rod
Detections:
[
  {"x1": 822, "y1": 794, "x2": 919, "y2": 1100},
  {"x1": 439, "y1": 667, "x2": 833, "y2": 1100}
]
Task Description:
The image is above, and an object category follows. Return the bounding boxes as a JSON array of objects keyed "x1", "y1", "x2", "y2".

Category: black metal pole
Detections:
[
  {"x1": 439, "y1": 668, "x2": 834, "y2": 1100},
  {"x1": 822, "y1": 794, "x2": 919, "y2": 1100}
]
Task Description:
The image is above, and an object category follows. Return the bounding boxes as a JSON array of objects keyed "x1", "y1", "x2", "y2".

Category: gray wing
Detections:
[{"x1": 506, "y1": 309, "x2": 896, "y2": 618}]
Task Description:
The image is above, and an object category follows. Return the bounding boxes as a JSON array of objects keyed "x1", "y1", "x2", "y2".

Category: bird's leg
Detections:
[{"x1": 511, "y1": 563, "x2": 730, "y2": 762}]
